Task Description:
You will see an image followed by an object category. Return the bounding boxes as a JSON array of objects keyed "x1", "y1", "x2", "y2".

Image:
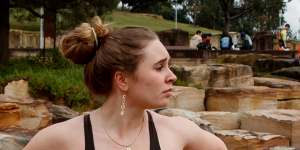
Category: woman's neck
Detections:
[{"x1": 94, "y1": 94, "x2": 146, "y2": 138}]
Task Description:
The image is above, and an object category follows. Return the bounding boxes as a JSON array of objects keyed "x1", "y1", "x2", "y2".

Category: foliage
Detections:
[
  {"x1": 183, "y1": 0, "x2": 287, "y2": 34},
  {"x1": 10, "y1": 0, "x2": 120, "y2": 29},
  {"x1": 120, "y1": 0, "x2": 190, "y2": 23},
  {"x1": 0, "y1": 49, "x2": 100, "y2": 112}
]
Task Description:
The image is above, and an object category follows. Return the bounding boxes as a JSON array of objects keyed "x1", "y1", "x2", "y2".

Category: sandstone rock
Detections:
[
  {"x1": 272, "y1": 66, "x2": 300, "y2": 81},
  {"x1": 254, "y1": 77, "x2": 300, "y2": 89},
  {"x1": 216, "y1": 54, "x2": 272, "y2": 67},
  {"x1": 206, "y1": 86, "x2": 300, "y2": 112},
  {"x1": 4, "y1": 80, "x2": 30, "y2": 100},
  {"x1": 0, "y1": 95, "x2": 52, "y2": 131},
  {"x1": 171, "y1": 64, "x2": 253, "y2": 88},
  {"x1": 215, "y1": 129, "x2": 289, "y2": 150},
  {"x1": 197, "y1": 112, "x2": 241, "y2": 130},
  {"x1": 157, "y1": 108, "x2": 214, "y2": 133},
  {"x1": 48, "y1": 104, "x2": 79, "y2": 123},
  {"x1": 205, "y1": 86, "x2": 278, "y2": 112},
  {"x1": 18, "y1": 100, "x2": 52, "y2": 130},
  {"x1": 0, "y1": 132, "x2": 31, "y2": 150},
  {"x1": 241, "y1": 109, "x2": 300, "y2": 149},
  {"x1": 270, "y1": 146, "x2": 296, "y2": 150},
  {"x1": 278, "y1": 99, "x2": 300, "y2": 110},
  {"x1": 0, "y1": 103, "x2": 21, "y2": 129},
  {"x1": 255, "y1": 58, "x2": 299, "y2": 72},
  {"x1": 168, "y1": 86, "x2": 205, "y2": 111}
]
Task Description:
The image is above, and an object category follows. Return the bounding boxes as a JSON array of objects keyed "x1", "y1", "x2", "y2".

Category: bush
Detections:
[{"x1": 0, "y1": 49, "x2": 101, "y2": 112}]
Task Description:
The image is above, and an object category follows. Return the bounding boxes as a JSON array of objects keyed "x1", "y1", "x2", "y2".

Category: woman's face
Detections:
[{"x1": 126, "y1": 39, "x2": 177, "y2": 109}]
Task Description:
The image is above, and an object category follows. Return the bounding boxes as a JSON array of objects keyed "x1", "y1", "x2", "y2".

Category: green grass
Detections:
[
  {"x1": 10, "y1": 10, "x2": 221, "y2": 34},
  {"x1": 105, "y1": 11, "x2": 221, "y2": 35}
]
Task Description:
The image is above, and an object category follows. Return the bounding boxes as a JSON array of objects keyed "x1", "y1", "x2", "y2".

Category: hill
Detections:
[
  {"x1": 10, "y1": 10, "x2": 221, "y2": 35},
  {"x1": 105, "y1": 11, "x2": 221, "y2": 35}
]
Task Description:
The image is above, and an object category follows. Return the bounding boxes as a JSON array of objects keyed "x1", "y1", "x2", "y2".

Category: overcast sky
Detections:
[{"x1": 284, "y1": 0, "x2": 300, "y2": 36}]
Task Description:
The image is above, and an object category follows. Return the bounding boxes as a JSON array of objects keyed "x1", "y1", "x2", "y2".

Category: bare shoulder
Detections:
[
  {"x1": 150, "y1": 111, "x2": 227, "y2": 150},
  {"x1": 23, "y1": 115, "x2": 83, "y2": 150}
]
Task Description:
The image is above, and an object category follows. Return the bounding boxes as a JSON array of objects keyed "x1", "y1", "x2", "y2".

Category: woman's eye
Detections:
[{"x1": 155, "y1": 65, "x2": 164, "y2": 71}]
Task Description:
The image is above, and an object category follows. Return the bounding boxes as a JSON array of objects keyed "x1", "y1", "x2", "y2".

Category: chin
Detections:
[{"x1": 146, "y1": 98, "x2": 170, "y2": 109}]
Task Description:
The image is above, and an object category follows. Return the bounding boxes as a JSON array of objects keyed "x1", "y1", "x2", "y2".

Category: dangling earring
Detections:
[{"x1": 120, "y1": 94, "x2": 126, "y2": 116}]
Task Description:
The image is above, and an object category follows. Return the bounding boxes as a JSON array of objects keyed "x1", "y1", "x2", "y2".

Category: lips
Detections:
[{"x1": 162, "y1": 88, "x2": 172, "y2": 93}]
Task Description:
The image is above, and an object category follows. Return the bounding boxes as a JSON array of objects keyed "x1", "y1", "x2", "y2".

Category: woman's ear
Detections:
[{"x1": 114, "y1": 71, "x2": 129, "y2": 91}]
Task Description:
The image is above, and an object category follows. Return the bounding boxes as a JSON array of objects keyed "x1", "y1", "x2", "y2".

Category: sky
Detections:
[{"x1": 284, "y1": 0, "x2": 300, "y2": 38}]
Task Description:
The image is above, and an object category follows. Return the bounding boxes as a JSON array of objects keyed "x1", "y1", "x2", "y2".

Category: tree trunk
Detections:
[
  {"x1": 224, "y1": 11, "x2": 230, "y2": 33},
  {"x1": 219, "y1": 0, "x2": 232, "y2": 34},
  {"x1": 45, "y1": 9, "x2": 56, "y2": 48},
  {"x1": 0, "y1": 0, "x2": 9, "y2": 64}
]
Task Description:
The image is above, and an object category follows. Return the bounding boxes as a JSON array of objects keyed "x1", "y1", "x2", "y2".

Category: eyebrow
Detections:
[{"x1": 154, "y1": 57, "x2": 169, "y2": 65}]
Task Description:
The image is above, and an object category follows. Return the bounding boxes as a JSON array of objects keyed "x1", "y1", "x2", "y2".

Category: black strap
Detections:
[
  {"x1": 84, "y1": 114, "x2": 95, "y2": 150},
  {"x1": 147, "y1": 111, "x2": 161, "y2": 150},
  {"x1": 84, "y1": 112, "x2": 161, "y2": 150}
]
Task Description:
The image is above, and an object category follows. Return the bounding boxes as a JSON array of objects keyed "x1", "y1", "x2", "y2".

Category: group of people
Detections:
[
  {"x1": 189, "y1": 30, "x2": 213, "y2": 50},
  {"x1": 190, "y1": 23, "x2": 293, "y2": 51},
  {"x1": 190, "y1": 30, "x2": 253, "y2": 51}
]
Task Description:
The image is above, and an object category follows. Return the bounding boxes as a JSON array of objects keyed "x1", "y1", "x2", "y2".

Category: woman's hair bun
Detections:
[{"x1": 59, "y1": 16, "x2": 110, "y2": 64}]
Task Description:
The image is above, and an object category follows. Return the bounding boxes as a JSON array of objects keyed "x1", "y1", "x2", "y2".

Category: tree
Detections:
[
  {"x1": 121, "y1": 0, "x2": 190, "y2": 23},
  {"x1": 0, "y1": 0, "x2": 119, "y2": 63},
  {"x1": 183, "y1": 0, "x2": 288, "y2": 34},
  {"x1": 0, "y1": 0, "x2": 9, "y2": 64}
]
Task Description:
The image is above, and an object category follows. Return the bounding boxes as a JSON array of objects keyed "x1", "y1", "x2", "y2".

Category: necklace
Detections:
[{"x1": 103, "y1": 113, "x2": 145, "y2": 150}]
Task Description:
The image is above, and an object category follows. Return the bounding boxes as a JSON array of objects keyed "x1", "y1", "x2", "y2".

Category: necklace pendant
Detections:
[{"x1": 126, "y1": 147, "x2": 131, "y2": 150}]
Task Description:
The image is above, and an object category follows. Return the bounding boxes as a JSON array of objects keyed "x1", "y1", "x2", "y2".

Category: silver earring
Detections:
[{"x1": 120, "y1": 94, "x2": 126, "y2": 116}]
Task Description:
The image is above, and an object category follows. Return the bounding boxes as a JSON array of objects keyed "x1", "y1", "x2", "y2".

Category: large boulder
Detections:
[
  {"x1": 240, "y1": 109, "x2": 300, "y2": 149},
  {"x1": 48, "y1": 104, "x2": 79, "y2": 123},
  {"x1": 4, "y1": 80, "x2": 30, "y2": 100},
  {"x1": 272, "y1": 67, "x2": 300, "y2": 81},
  {"x1": 197, "y1": 112, "x2": 241, "y2": 130},
  {"x1": 0, "y1": 80, "x2": 52, "y2": 131},
  {"x1": 167, "y1": 86, "x2": 205, "y2": 111},
  {"x1": 206, "y1": 86, "x2": 277, "y2": 112},
  {"x1": 215, "y1": 129, "x2": 289, "y2": 150},
  {"x1": 0, "y1": 103, "x2": 21, "y2": 129},
  {"x1": 255, "y1": 58, "x2": 299, "y2": 72},
  {"x1": 206, "y1": 86, "x2": 300, "y2": 112},
  {"x1": 216, "y1": 54, "x2": 272, "y2": 67},
  {"x1": 254, "y1": 77, "x2": 300, "y2": 110},
  {"x1": 0, "y1": 132, "x2": 31, "y2": 150},
  {"x1": 278, "y1": 99, "x2": 300, "y2": 110},
  {"x1": 171, "y1": 64, "x2": 254, "y2": 88},
  {"x1": 157, "y1": 108, "x2": 214, "y2": 133},
  {"x1": 0, "y1": 95, "x2": 52, "y2": 131},
  {"x1": 254, "y1": 77, "x2": 300, "y2": 89}
]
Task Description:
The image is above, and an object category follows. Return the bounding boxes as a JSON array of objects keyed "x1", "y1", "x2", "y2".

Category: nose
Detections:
[{"x1": 166, "y1": 68, "x2": 177, "y2": 83}]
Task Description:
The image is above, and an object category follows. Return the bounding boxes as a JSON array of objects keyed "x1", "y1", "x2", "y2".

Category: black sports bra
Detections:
[{"x1": 84, "y1": 111, "x2": 161, "y2": 150}]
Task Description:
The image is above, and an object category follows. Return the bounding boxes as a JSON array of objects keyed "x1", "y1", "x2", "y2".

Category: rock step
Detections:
[
  {"x1": 171, "y1": 64, "x2": 254, "y2": 88},
  {"x1": 206, "y1": 86, "x2": 300, "y2": 112},
  {"x1": 168, "y1": 86, "x2": 205, "y2": 111},
  {"x1": 215, "y1": 129, "x2": 290, "y2": 150},
  {"x1": 241, "y1": 109, "x2": 300, "y2": 149}
]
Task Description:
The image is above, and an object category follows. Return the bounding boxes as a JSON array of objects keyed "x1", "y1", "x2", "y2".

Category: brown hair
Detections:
[{"x1": 59, "y1": 16, "x2": 158, "y2": 95}]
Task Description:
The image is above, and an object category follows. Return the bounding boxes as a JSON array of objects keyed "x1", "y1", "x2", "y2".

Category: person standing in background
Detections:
[
  {"x1": 189, "y1": 30, "x2": 202, "y2": 49},
  {"x1": 220, "y1": 31, "x2": 233, "y2": 50},
  {"x1": 279, "y1": 24, "x2": 290, "y2": 51}
]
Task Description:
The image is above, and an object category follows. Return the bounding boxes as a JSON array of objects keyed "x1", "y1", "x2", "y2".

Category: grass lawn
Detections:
[{"x1": 10, "y1": 10, "x2": 221, "y2": 35}]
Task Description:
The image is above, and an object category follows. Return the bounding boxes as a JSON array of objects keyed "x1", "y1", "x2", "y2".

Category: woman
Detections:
[{"x1": 24, "y1": 16, "x2": 227, "y2": 150}]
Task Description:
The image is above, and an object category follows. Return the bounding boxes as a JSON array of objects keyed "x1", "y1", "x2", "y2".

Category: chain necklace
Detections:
[{"x1": 103, "y1": 114, "x2": 145, "y2": 150}]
